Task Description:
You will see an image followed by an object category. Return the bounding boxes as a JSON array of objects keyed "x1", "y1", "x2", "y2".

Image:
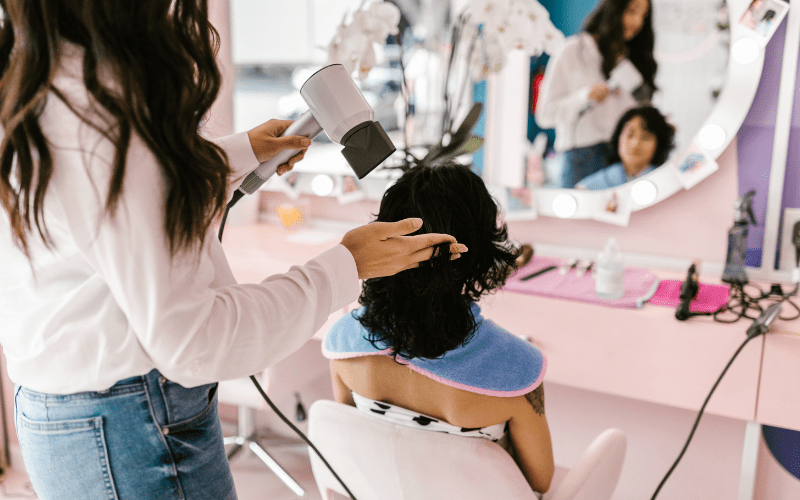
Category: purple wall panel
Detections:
[{"x1": 736, "y1": 20, "x2": 788, "y2": 267}]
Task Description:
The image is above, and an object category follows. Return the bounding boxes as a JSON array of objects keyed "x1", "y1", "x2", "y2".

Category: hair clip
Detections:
[
  {"x1": 575, "y1": 260, "x2": 594, "y2": 278},
  {"x1": 559, "y1": 258, "x2": 578, "y2": 275}
]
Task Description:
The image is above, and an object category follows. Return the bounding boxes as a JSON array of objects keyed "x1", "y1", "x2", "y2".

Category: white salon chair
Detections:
[{"x1": 307, "y1": 399, "x2": 627, "y2": 500}]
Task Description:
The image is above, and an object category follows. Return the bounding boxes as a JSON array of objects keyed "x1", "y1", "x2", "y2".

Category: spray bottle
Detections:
[{"x1": 722, "y1": 190, "x2": 756, "y2": 285}]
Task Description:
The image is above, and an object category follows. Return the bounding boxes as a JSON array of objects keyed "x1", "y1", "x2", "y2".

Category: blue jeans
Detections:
[
  {"x1": 14, "y1": 369, "x2": 236, "y2": 499},
  {"x1": 561, "y1": 142, "x2": 611, "y2": 189}
]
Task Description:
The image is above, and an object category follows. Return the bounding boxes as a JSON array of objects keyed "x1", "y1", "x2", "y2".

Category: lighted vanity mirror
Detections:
[{"x1": 483, "y1": 0, "x2": 769, "y2": 224}]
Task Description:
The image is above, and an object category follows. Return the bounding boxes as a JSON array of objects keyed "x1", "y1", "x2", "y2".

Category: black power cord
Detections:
[
  {"x1": 649, "y1": 331, "x2": 759, "y2": 500},
  {"x1": 652, "y1": 284, "x2": 799, "y2": 499},
  {"x1": 218, "y1": 197, "x2": 357, "y2": 500}
]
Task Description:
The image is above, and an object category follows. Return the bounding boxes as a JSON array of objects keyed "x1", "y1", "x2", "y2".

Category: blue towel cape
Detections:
[{"x1": 323, "y1": 304, "x2": 546, "y2": 397}]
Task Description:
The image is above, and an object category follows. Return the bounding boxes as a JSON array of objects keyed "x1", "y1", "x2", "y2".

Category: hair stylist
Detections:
[
  {"x1": 0, "y1": 1, "x2": 465, "y2": 499},
  {"x1": 535, "y1": 0, "x2": 657, "y2": 188}
]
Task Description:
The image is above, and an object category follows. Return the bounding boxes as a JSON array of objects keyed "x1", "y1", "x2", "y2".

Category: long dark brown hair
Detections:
[
  {"x1": 584, "y1": 0, "x2": 657, "y2": 90},
  {"x1": 0, "y1": 0, "x2": 230, "y2": 259}
]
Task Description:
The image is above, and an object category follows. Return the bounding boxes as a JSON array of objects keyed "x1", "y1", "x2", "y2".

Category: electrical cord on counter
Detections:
[
  {"x1": 714, "y1": 282, "x2": 800, "y2": 324},
  {"x1": 652, "y1": 283, "x2": 799, "y2": 500},
  {"x1": 218, "y1": 198, "x2": 357, "y2": 500}
]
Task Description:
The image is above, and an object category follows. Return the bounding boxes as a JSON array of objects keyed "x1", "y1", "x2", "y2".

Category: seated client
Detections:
[
  {"x1": 323, "y1": 163, "x2": 554, "y2": 494},
  {"x1": 576, "y1": 105, "x2": 675, "y2": 190}
]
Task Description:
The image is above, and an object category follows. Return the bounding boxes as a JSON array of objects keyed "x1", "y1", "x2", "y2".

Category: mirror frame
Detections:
[{"x1": 483, "y1": 0, "x2": 768, "y2": 223}]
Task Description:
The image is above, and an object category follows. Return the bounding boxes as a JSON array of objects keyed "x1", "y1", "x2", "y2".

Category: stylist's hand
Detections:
[
  {"x1": 247, "y1": 119, "x2": 312, "y2": 175},
  {"x1": 341, "y1": 218, "x2": 468, "y2": 279},
  {"x1": 588, "y1": 82, "x2": 611, "y2": 104}
]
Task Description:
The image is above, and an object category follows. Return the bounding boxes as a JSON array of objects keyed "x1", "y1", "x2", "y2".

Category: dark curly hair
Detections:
[
  {"x1": 0, "y1": 0, "x2": 229, "y2": 259},
  {"x1": 584, "y1": 0, "x2": 658, "y2": 92},
  {"x1": 607, "y1": 106, "x2": 675, "y2": 167},
  {"x1": 357, "y1": 162, "x2": 519, "y2": 360}
]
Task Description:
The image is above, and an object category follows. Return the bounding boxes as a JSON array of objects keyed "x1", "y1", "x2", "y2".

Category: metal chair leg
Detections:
[
  {"x1": 223, "y1": 406, "x2": 306, "y2": 497},
  {"x1": 249, "y1": 440, "x2": 306, "y2": 497}
]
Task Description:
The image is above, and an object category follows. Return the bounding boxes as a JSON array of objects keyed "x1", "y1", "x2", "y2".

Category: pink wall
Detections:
[{"x1": 208, "y1": 0, "x2": 234, "y2": 139}]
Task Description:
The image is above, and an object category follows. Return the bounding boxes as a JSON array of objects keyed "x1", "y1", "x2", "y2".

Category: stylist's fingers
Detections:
[
  {"x1": 406, "y1": 238, "x2": 468, "y2": 265},
  {"x1": 273, "y1": 134, "x2": 312, "y2": 151},
  {"x1": 247, "y1": 119, "x2": 312, "y2": 163},
  {"x1": 398, "y1": 243, "x2": 466, "y2": 271},
  {"x1": 340, "y1": 220, "x2": 462, "y2": 279},
  {"x1": 277, "y1": 150, "x2": 307, "y2": 175},
  {"x1": 269, "y1": 119, "x2": 294, "y2": 135},
  {"x1": 450, "y1": 242, "x2": 467, "y2": 260},
  {"x1": 375, "y1": 218, "x2": 457, "y2": 241}
]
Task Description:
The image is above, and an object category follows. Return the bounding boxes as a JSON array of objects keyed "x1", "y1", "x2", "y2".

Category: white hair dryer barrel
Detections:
[
  {"x1": 235, "y1": 64, "x2": 395, "y2": 198},
  {"x1": 237, "y1": 111, "x2": 323, "y2": 195},
  {"x1": 301, "y1": 64, "x2": 374, "y2": 144}
]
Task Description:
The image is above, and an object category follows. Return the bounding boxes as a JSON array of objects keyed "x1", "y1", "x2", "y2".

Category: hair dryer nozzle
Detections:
[
  {"x1": 340, "y1": 121, "x2": 396, "y2": 179},
  {"x1": 300, "y1": 63, "x2": 396, "y2": 178}
]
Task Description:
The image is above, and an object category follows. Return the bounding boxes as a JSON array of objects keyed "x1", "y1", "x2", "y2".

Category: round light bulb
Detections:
[
  {"x1": 311, "y1": 174, "x2": 335, "y2": 197},
  {"x1": 698, "y1": 124, "x2": 726, "y2": 151},
  {"x1": 552, "y1": 194, "x2": 578, "y2": 218},
  {"x1": 631, "y1": 180, "x2": 658, "y2": 206},
  {"x1": 732, "y1": 38, "x2": 760, "y2": 65}
]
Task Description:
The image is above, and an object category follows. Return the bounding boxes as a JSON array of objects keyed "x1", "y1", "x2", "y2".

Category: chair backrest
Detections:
[
  {"x1": 307, "y1": 399, "x2": 539, "y2": 500},
  {"x1": 545, "y1": 428, "x2": 627, "y2": 500}
]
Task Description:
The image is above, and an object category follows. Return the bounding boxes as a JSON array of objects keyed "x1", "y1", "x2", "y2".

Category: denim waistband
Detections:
[{"x1": 19, "y1": 369, "x2": 159, "y2": 401}]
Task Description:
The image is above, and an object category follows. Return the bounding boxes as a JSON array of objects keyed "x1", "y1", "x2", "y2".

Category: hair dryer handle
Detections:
[{"x1": 237, "y1": 110, "x2": 324, "y2": 195}]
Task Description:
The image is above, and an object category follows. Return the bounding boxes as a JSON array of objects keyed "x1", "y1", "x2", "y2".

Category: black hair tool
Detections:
[
  {"x1": 792, "y1": 220, "x2": 800, "y2": 269},
  {"x1": 722, "y1": 191, "x2": 756, "y2": 285},
  {"x1": 676, "y1": 261, "x2": 711, "y2": 320}
]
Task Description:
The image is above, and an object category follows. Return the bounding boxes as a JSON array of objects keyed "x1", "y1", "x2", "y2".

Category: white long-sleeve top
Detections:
[
  {"x1": 0, "y1": 44, "x2": 359, "y2": 394},
  {"x1": 535, "y1": 33, "x2": 638, "y2": 152}
]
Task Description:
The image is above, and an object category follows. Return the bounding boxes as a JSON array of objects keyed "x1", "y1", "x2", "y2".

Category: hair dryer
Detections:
[{"x1": 234, "y1": 64, "x2": 396, "y2": 203}]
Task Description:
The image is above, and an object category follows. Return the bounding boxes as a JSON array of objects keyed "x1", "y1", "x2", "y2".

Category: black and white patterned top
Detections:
[{"x1": 352, "y1": 391, "x2": 509, "y2": 443}]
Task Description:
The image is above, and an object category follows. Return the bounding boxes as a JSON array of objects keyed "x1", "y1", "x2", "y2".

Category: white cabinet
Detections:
[{"x1": 230, "y1": 0, "x2": 363, "y2": 65}]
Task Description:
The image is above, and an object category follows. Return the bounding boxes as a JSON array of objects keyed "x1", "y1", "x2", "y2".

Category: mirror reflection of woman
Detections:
[
  {"x1": 576, "y1": 106, "x2": 675, "y2": 190},
  {"x1": 535, "y1": 0, "x2": 658, "y2": 188}
]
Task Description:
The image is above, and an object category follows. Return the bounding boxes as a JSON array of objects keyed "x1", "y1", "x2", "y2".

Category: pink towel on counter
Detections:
[
  {"x1": 504, "y1": 257, "x2": 660, "y2": 308},
  {"x1": 648, "y1": 279, "x2": 730, "y2": 312}
]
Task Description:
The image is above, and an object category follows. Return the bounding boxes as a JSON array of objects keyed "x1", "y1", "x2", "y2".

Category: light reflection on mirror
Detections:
[
  {"x1": 698, "y1": 123, "x2": 727, "y2": 151},
  {"x1": 630, "y1": 179, "x2": 658, "y2": 205},
  {"x1": 731, "y1": 37, "x2": 761, "y2": 63},
  {"x1": 311, "y1": 174, "x2": 336, "y2": 197},
  {"x1": 552, "y1": 193, "x2": 579, "y2": 218}
]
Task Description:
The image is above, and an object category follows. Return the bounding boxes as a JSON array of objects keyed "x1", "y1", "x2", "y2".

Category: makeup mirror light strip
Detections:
[{"x1": 484, "y1": 0, "x2": 765, "y2": 221}]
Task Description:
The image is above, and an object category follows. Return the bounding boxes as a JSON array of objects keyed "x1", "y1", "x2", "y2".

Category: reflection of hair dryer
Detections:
[
  {"x1": 607, "y1": 59, "x2": 643, "y2": 93},
  {"x1": 234, "y1": 64, "x2": 396, "y2": 202},
  {"x1": 578, "y1": 59, "x2": 644, "y2": 117},
  {"x1": 676, "y1": 261, "x2": 705, "y2": 321}
]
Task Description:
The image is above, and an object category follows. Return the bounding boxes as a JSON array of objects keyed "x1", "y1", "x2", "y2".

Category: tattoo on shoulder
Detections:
[{"x1": 525, "y1": 384, "x2": 545, "y2": 416}]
